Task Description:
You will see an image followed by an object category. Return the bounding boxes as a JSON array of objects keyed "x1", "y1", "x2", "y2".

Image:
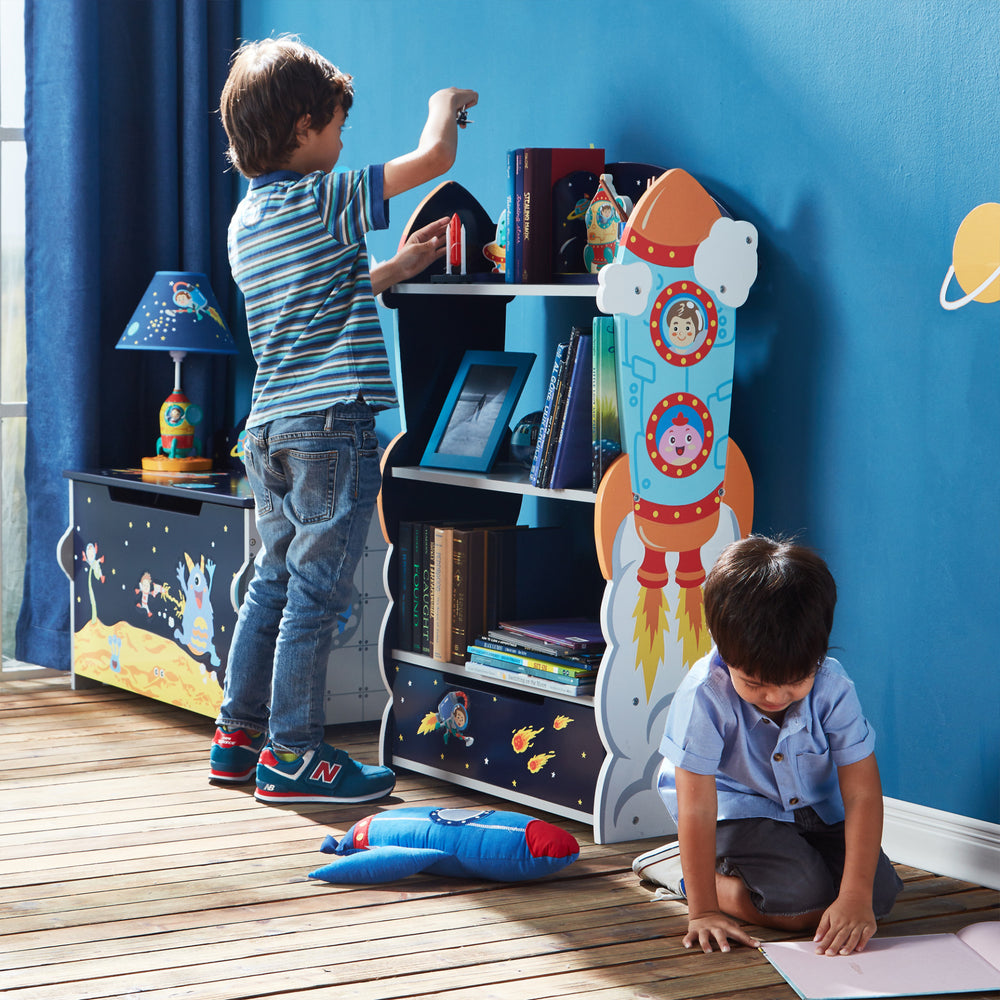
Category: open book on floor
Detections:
[{"x1": 760, "y1": 921, "x2": 1000, "y2": 999}]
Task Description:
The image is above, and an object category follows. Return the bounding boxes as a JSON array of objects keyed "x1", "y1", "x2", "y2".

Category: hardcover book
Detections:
[
  {"x1": 549, "y1": 332, "x2": 593, "y2": 490},
  {"x1": 449, "y1": 525, "x2": 489, "y2": 666},
  {"x1": 519, "y1": 147, "x2": 606, "y2": 282},
  {"x1": 529, "y1": 342, "x2": 568, "y2": 487},
  {"x1": 537, "y1": 329, "x2": 582, "y2": 487},
  {"x1": 496, "y1": 618, "x2": 606, "y2": 651},
  {"x1": 591, "y1": 315, "x2": 621, "y2": 491}
]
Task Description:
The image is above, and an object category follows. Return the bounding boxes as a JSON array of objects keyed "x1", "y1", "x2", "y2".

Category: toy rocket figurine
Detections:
[
  {"x1": 584, "y1": 174, "x2": 631, "y2": 274},
  {"x1": 597, "y1": 169, "x2": 758, "y2": 692},
  {"x1": 445, "y1": 212, "x2": 467, "y2": 275}
]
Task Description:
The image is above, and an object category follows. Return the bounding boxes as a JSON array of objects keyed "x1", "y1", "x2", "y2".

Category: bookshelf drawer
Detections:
[{"x1": 387, "y1": 661, "x2": 603, "y2": 818}]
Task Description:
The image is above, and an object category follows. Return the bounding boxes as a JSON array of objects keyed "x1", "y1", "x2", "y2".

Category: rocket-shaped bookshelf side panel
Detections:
[{"x1": 591, "y1": 168, "x2": 758, "y2": 843}]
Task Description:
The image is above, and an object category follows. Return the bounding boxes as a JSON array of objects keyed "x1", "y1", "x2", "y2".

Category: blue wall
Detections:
[{"x1": 240, "y1": 0, "x2": 1000, "y2": 824}]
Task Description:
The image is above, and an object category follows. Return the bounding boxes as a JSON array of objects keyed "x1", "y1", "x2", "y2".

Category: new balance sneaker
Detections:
[
  {"x1": 632, "y1": 840, "x2": 686, "y2": 900},
  {"x1": 255, "y1": 742, "x2": 396, "y2": 805},
  {"x1": 209, "y1": 726, "x2": 266, "y2": 784}
]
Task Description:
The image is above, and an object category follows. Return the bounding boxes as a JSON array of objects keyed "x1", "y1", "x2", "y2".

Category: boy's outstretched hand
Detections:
[
  {"x1": 684, "y1": 911, "x2": 761, "y2": 954},
  {"x1": 395, "y1": 217, "x2": 450, "y2": 278},
  {"x1": 813, "y1": 895, "x2": 877, "y2": 956},
  {"x1": 369, "y1": 217, "x2": 450, "y2": 295}
]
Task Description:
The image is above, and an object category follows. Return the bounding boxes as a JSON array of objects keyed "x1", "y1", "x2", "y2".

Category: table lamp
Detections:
[{"x1": 116, "y1": 271, "x2": 238, "y2": 471}]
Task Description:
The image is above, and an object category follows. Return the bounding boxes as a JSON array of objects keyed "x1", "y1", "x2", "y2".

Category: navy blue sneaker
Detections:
[
  {"x1": 255, "y1": 742, "x2": 396, "y2": 804},
  {"x1": 209, "y1": 726, "x2": 266, "y2": 784}
]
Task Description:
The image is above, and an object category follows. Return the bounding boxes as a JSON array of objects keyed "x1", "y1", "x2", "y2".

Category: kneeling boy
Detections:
[{"x1": 636, "y1": 535, "x2": 902, "y2": 955}]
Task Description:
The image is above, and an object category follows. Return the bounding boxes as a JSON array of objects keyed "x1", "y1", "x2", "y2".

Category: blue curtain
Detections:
[{"x1": 16, "y1": 0, "x2": 242, "y2": 668}]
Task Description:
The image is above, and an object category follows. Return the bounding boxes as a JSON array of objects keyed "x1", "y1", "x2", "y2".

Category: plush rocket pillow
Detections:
[{"x1": 308, "y1": 806, "x2": 580, "y2": 884}]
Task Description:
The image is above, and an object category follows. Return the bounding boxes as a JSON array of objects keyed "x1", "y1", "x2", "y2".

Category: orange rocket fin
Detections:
[
  {"x1": 633, "y1": 586, "x2": 670, "y2": 701},
  {"x1": 594, "y1": 453, "x2": 633, "y2": 581}
]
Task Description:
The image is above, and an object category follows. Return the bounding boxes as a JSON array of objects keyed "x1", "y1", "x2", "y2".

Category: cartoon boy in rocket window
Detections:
[{"x1": 665, "y1": 299, "x2": 703, "y2": 348}]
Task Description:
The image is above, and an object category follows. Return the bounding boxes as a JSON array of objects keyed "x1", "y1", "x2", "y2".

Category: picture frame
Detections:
[{"x1": 420, "y1": 350, "x2": 536, "y2": 473}]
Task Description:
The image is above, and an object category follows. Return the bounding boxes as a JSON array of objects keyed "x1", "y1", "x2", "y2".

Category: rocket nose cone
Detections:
[
  {"x1": 525, "y1": 819, "x2": 581, "y2": 860},
  {"x1": 626, "y1": 168, "x2": 721, "y2": 247}
]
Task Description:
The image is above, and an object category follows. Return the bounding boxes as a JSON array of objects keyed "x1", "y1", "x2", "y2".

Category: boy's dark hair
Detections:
[
  {"x1": 704, "y1": 535, "x2": 836, "y2": 684},
  {"x1": 220, "y1": 37, "x2": 354, "y2": 177}
]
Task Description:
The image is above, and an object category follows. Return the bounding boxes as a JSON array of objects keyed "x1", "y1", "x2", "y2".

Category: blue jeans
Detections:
[{"x1": 217, "y1": 402, "x2": 382, "y2": 756}]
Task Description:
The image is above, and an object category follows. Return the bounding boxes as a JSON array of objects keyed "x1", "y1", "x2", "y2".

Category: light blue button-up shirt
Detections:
[{"x1": 657, "y1": 649, "x2": 875, "y2": 825}]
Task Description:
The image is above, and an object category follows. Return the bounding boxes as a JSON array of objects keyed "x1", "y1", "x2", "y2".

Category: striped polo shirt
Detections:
[{"x1": 228, "y1": 164, "x2": 397, "y2": 429}]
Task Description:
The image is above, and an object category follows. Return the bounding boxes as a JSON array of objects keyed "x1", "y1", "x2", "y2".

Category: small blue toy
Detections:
[{"x1": 308, "y1": 806, "x2": 580, "y2": 884}]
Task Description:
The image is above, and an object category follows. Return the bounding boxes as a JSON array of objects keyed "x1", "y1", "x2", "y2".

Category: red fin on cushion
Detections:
[{"x1": 524, "y1": 819, "x2": 580, "y2": 860}]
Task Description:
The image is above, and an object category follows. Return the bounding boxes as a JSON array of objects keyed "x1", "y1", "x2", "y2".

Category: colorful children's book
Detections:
[
  {"x1": 760, "y1": 922, "x2": 1000, "y2": 1000},
  {"x1": 591, "y1": 315, "x2": 621, "y2": 491},
  {"x1": 549, "y1": 332, "x2": 593, "y2": 490},
  {"x1": 537, "y1": 328, "x2": 582, "y2": 487},
  {"x1": 464, "y1": 658, "x2": 596, "y2": 696},
  {"x1": 529, "y1": 342, "x2": 567, "y2": 486}
]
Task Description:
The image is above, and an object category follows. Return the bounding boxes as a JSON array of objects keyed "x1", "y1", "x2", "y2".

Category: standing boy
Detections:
[
  {"x1": 210, "y1": 36, "x2": 477, "y2": 804},
  {"x1": 634, "y1": 536, "x2": 903, "y2": 955}
]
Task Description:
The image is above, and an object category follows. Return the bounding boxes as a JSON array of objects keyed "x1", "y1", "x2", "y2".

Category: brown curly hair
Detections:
[{"x1": 220, "y1": 37, "x2": 354, "y2": 177}]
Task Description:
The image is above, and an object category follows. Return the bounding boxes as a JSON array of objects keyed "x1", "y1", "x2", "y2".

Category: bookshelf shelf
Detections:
[
  {"x1": 390, "y1": 281, "x2": 598, "y2": 298},
  {"x1": 390, "y1": 463, "x2": 597, "y2": 504}
]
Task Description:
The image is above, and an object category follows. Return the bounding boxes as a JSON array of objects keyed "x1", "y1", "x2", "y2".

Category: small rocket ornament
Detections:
[{"x1": 597, "y1": 169, "x2": 758, "y2": 695}]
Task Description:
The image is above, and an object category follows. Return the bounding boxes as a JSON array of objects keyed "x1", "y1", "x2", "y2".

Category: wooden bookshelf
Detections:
[{"x1": 376, "y1": 182, "x2": 660, "y2": 843}]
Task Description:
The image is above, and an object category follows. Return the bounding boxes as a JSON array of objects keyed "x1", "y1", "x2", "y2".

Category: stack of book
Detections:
[
  {"x1": 529, "y1": 327, "x2": 594, "y2": 489},
  {"x1": 465, "y1": 619, "x2": 605, "y2": 697},
  {"x1": 396, "y1": 522, "x2": 568, "y2": 666},
  {"x1": 506, "y1": 147, "x2": 606, "y2": 283}
]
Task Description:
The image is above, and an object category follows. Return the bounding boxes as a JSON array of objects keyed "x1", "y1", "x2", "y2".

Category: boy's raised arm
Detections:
[
  {"x1": 675, "y1": 768, "x2": 759, "y2": 953},
  {"x1": 383, "y1": 88, "x2": 478, "y2": 200}
]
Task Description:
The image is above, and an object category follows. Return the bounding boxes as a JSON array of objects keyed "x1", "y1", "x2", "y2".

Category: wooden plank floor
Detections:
[{"x1": 2, "y1": 670, "x2": 997, "y2": 1000}]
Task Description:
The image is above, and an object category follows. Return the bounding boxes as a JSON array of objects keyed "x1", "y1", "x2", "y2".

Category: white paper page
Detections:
[
  {"x1": 762, "y1": 929, "x2": 1000, "y2": 1000},
  {"x1": 958, "y1": 921, "x2": 1000, "y2": 970}
]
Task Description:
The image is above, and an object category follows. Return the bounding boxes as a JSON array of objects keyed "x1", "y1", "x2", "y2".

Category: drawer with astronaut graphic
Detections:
[
  {"x1": 61, "y1": 470, "x2": 257, "y2": 717},
  {"x1": 385, "y1": 660, "x2": 604, "y2": 822}
]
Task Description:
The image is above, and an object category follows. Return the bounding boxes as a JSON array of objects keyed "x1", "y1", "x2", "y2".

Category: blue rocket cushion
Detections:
[{"x1": 308, "y1": 806, "x2": 580, "y2": 884}]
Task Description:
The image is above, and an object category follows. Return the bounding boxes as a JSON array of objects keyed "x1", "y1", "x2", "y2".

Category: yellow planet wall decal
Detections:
[{"x1": 940, "y1": 202, "x2": 1000, "y2": 310}]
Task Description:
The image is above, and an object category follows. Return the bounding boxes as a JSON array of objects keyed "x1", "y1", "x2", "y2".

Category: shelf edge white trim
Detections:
[
  {"x1": 390, "y1": 281, "x2": 598, "y2": 297},
  {"x1": 391, "y1": 464, "x2": 597, "y2": 504}
]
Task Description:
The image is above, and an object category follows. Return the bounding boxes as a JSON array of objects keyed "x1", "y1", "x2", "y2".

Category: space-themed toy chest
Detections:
[
  {"x1": 385, "y1": 660, "x2": 604, "y2": 822},
  {"x1": 60, "y1": 469, "x2": 257, "y2": 717}
]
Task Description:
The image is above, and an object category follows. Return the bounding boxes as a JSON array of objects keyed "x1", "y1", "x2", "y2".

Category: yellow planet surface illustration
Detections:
[{"x1": 74, "y1": 617, "x2": 223, "y2": 716}]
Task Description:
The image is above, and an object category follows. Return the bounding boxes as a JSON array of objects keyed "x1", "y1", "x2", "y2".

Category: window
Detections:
[{"x1": 1, "y1": 0, "x2": 27, "y2": 664}]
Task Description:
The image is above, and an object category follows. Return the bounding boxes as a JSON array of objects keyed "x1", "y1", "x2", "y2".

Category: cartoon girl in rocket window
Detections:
[
  {"x1": 659, "y1": 407, "x2": 705, "y2": 467},
  {"x1": 665, "y1": 299, "x2": 703, "y2": 349}
]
